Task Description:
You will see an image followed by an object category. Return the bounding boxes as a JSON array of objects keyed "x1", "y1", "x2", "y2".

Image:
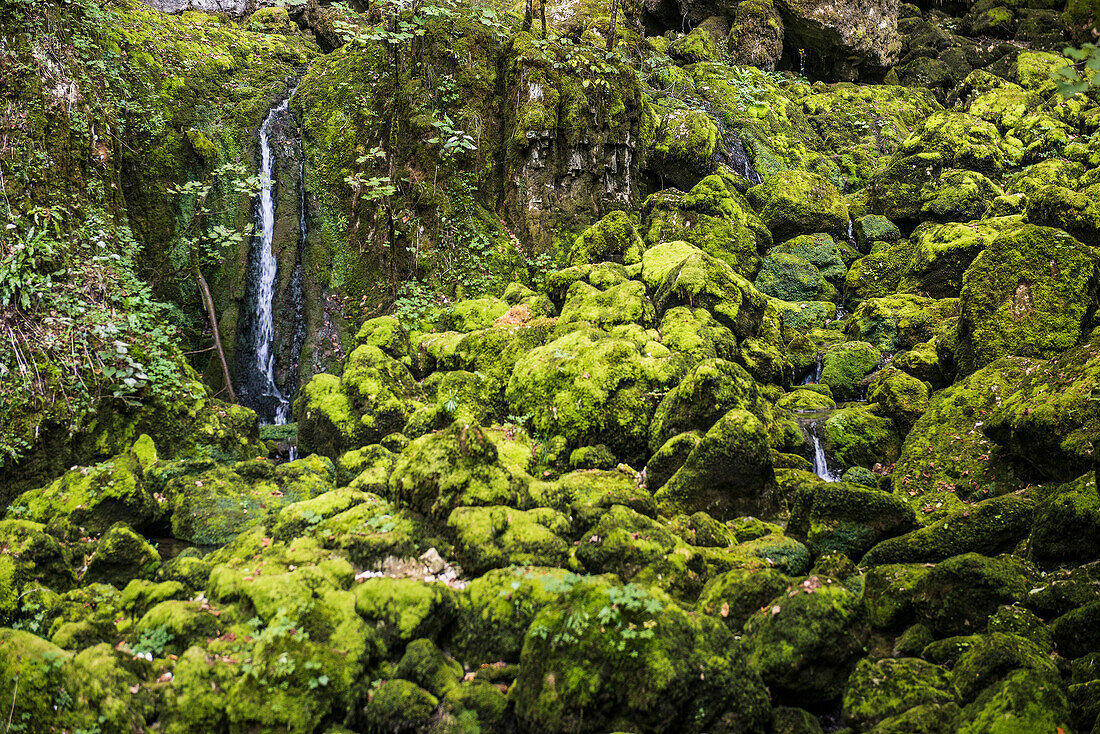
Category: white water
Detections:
[
  {"x1": 254, "y1": 97, "x2": 291, "y2": 426},
  {"x1": 809, "y1": 420, "x2": 842, "y2": 482}
]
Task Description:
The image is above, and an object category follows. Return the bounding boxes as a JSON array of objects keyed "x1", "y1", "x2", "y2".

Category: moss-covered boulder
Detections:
[
  {"x1": 645, "y1": 241, "x2": 770, "y2": 341},
  {"x1": 748, "y1": 169, "x2": 849, "y2": 241},
  {"x1": 698, "y1": 567, "x2": 792, "y2": 631},
  {"x1": 754, "y1": 252, "x2": 837, "y2": 303},
  {"x1": 861, "y1": 563, "x2": 933, "y2": 629},
  {"x1": 912, "y1": 553, "x2": 1034, "y2": 637},
  {"x1": 451, "y1": 567, "x2": 579, "y2": 665},
  {"x1": 506, "y1": 328, "x2": 675, "y2": 464},
  {"x1": 557, "y1": 280, "x2": 656, "y2": 330},
  {"x1": 862, "y1": 494, "x2": 1036, "y2": 566},
  {"x1": 984, "y1": 333, "x2": 1100, "y2": 482},
  {"x1": 957, "y1": 224, "x2": 1100, "y2": 375},
  {"x1": 447, "y1": 505, "x2": 571, "y2": 575},
  {"x1": 10, "y1": 443, "x2": 161, "y2": 534},
  {"x1": 1029, "y1": 473, "x2": 1100, "y2": 563},
  {"x1": 657, "y1": 306, "x2": 740, "y2": 366},
  {"x1": 787, "y1": 482, "x2": 916, "y2": 561},
  {"x1": 742, "y1": 576, "x2": 867, "y2": 704},
  {"x1": 655, "y1": 408, "x2": 779, "y2": 521},
  {"x1": 390, "y1": 421, "x2": 529, "y2": 520},
  {"x1": 84, "y1": 522, "x2": 160, "y2": 587},
  {"x1": 648, "y1": 358, "x2": 765, "y2": 452},
  {"x1": 355, "y1": 315, "x2": 411, "y2": 361},
  {"x1": 727, "y1": 0, "x2": 784, "y2": 70},
  {"x1": 866, "y1": 367, "x2": 931, "y2": 431},
  {"x1": 868, "y1": 111, "x2": 1011, "y2": 222},
  {"x1": 650, "y1": 106, "x2": 720, "y2": 190},
  {"x1": 953, "y1": 668, "x2": 1072, "y2": 733},
  {"x1": 568, "y1": 209, "x2": 645, "y2": 266},
  {"x1": 166, "y1": 455, "x2": 332, "y2": 545},
  {"x1": 842, "y1": 657, "x2": 957, "y2": 730},
  {"x1": 359, "y1": 678, "x2": 439, "y2": 732},
  {"x1": 512, "y1": 576, "x2": 772, "y2": 733},
  {"x1": 820, "y1": 341, "x2": 880, "y2": 400},
  {"x1": 296, "y1": 345, "x2": 425, "y2": 459},
  {"x1": 355, "y1": 577, "x2": 458, "y2": 651},
  {"x1": 819, "y1": 405, "x2": 902, "y2": 471},
  {"x1": 890, "y1": 359, "x2": 1032, "y2": 503}
]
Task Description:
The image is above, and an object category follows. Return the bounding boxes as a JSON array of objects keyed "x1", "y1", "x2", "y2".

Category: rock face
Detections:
[
  {"x1": 776, "y1": 0, "x2": 901, "y2": 75},
  {"x1": 139, "y1": 0, "x2": 248, "y2": 14}
]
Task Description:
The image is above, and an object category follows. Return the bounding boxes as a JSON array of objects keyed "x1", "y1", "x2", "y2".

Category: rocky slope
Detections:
[{"x1": 1, "y1": 0, "x2": 1099, "y2": 731}]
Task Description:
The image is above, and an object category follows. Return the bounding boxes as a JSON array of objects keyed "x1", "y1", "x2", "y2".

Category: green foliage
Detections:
[
  {"x1": 529, "y1": 579, "x2": 663, "y2": 657},
  {"x1": 1054, "y1": 44, "x2": 1100, "y2": 98},
  {"x1": 132, "y1": 624, "x2": 174, "y2": 658}
]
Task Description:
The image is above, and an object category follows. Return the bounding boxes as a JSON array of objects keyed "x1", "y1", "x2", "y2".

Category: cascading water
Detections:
[
  {"x1": 807, "y1": 419, "x2": 842, "y2": 482},
  {"x1": 798, "y1": 355, "x2": 823, "y2": 385},
  {"x1": 700, "y1": 101, "x2": 763, "y2": 185},
  {"x1": 237, "y1": 86, "x2": 307, "y2": 435},
  {"x1": 255, "y1": 96, "x2": 290, "y2": 424}
]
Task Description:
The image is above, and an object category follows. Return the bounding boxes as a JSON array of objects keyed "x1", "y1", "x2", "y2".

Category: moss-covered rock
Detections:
[
  {"x1": 447, "y1": 505, "x2": 571, "y2": 575},
  {"x1": 861, "y1": 494, "x2": 1036, "y2": 565},
  {"x1": 842, "y1": 657, "x2": 957, "y2": 730},
  {"x1": 512, "y1": 576, "x2": 772, "y2": 733},
  {"x1": 697, "y1": 566, "x2": 791, "y2": 630},
  {"x1": 787, "y1": 482, "x2": 916, "y2": 561},
  {"x1": 866, "y1": 367, "x2": 931, "y2": 431},
  {"x1": 912, "y1": 553, "x2": 1034, "y2": 637},
  {"x1": 820, "y1": 341, "x2": 881, "y2": 400},
  {"x1": 648, "y1": 358, "x2": 765, "y2": 452},
  {"x1": 754, "y1": 252, "x2": 837, "y2": 303},
  {"x1": 819, "y1": 405, "x2": 902, "y2": 471},
  {"x1": 656, "y1": 408, "x2": 779, "y2": 521},
  {"x1": 506, "y1": 328, "x2": 675, "y2": 464},
  {"x1": 953, "y1": 668, "x2": 1071, "y2": 733},
  {"x1": 557, "y1": 280, "x2": 656, "y2": 330},
  {"x1": 568, "y1": 209, "x2": 645, "y2": 266},
  {"x1": 984, "y1": 331, "x2": 1100, "y2": 483},
  {"x1": 390, "y1": 421, "x2": 529, "y2": 520},
  {"x1": 861, "y1": 563, "x2": 932, "y2": 630},
  {"x1": 957, "y1": 224, "x2": 1100, "y2": 375},
  {"x1": 355, "y1": 577, "x2": 458, "y2": 652},
  {"x1": 359, "y1": 678, "x2": 439, "y2": 732},
  {"x1": 166, "y1": 456, "x2": 332, "y2": 545},
  {"x1": 1029, "y1": 472, "x2": 1100, "y2": 563},
  {"x1": 451, "y1": 567, "x2": 580, "y2": 665},
  {"x1": 890, "y1": 359, "x2": 1032, "y2": 503},
  {"x1": 748, "y1": 169, "x2": 849, "y2": 241},
  {"x1": 10, "y1": 444, "x2": 162, "y2": 535},
  {"x1": 84, "y1": 522, "x2": 160, "y2": 587},
  {"x1": 742, "y1": 576, "x2": 867, "y2": 704}
]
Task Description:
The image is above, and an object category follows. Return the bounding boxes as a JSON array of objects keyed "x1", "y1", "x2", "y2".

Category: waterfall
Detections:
[
  {"x1": 255, "y1": 96, "x2": 290, "y2": 425},
  {"x1": 808, "y1": 419, "x2": 842, "y2": 482},
  {"x1": 237, "y1": 85, "x2": 306, "y2": 432},
  {"x1": 798, "y1": 355, "x2": 823, "y2": 385}
]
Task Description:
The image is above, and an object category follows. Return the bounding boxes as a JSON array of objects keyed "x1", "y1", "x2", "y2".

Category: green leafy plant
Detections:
[{"x1": 1054, "y1": 43, "x2": 1100, "y2": 98}]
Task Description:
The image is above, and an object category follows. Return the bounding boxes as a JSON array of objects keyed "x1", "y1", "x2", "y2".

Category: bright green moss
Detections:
[
  {"x1": 842, "y1": 657, "x2": 956, "y2": 730},
  {"x1": 512, "y1": 576, "x2": 772, "y2": 733},
  {"x1": 957, "y1": 225, "x2": 1100, "y2": 374},
  {"x1": 447, "y1": 505, "x2": 571, "y2": 574},
  {"x1": 748, "y1": 169, "x2": 849, "y2": 241},
  {"x1": 741, "y1": 577, "x2": 866, "y2": 704},
  {"x1": 819, "y1": 341, "x2": 881, "y2": 400}
]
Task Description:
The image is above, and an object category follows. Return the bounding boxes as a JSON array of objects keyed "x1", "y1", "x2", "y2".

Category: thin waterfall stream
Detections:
[{"x1": 238, "y1": 85, "x2": 307, "y2": 439}]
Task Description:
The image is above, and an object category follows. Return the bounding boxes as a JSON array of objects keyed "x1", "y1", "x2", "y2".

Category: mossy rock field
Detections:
[{"x1": 1, "y1": 0, "x2": 1100, "y2": 730}]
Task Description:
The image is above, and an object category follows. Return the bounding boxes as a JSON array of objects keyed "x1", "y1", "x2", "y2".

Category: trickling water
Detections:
[
  {"x1": 700, "y1": 101, "x2": 763, "y2": 185},
  {"x1": 847, "y1": 217, "x2": 856, "y2": 248},
  {"x1": 808, "y1": 420, "x2": 842, "y2": 482},
  {"x1": 798, "y1": 355, "x2": 823, "y2": 385}
]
